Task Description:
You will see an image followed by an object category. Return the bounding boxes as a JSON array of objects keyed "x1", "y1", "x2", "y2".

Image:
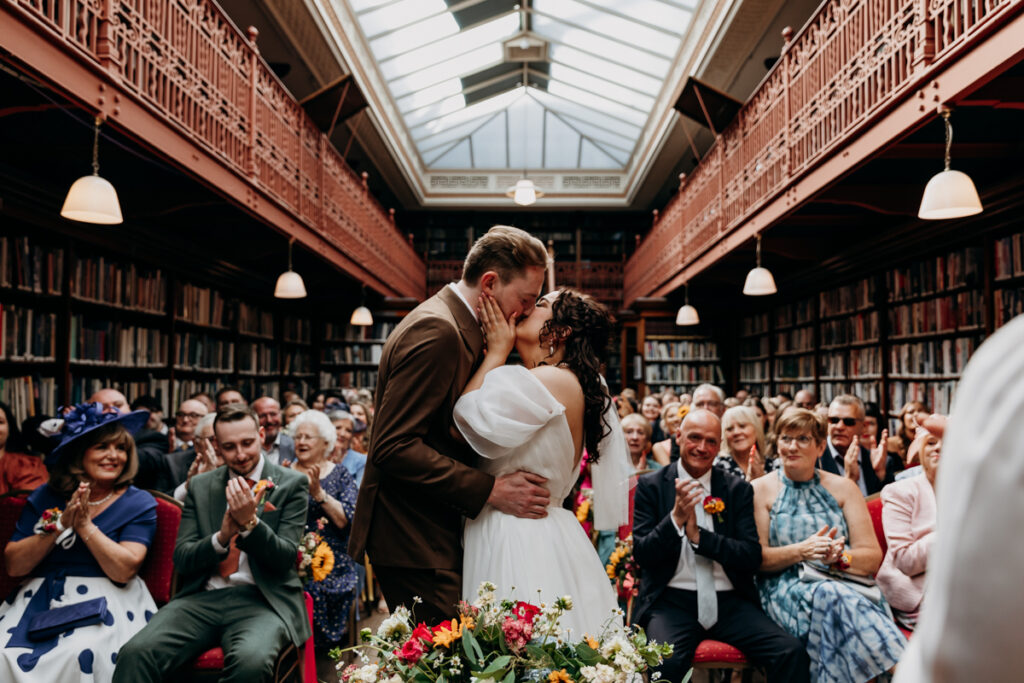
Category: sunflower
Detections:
[{"x1": 311, "y1": 542, "x2": 335, "y2": 582}]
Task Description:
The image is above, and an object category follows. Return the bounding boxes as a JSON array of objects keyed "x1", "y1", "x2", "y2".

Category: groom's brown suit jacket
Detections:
[{"x1": 348, "y1": 286, "x2": 495, "y2": 570}]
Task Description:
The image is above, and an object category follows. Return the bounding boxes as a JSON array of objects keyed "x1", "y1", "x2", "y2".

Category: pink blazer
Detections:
[{"x1": 876, "y1": 475, "x2": 936, "y2": 613}]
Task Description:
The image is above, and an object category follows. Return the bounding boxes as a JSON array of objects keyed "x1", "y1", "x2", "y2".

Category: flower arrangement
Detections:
[
  {"x1": 35, "y1": 507, "x2": 63, "y2": 534},
  {"x1": 575, "y1": 488, "x2": 593, "y2": 526},
  {"x1": 702, "y1": 496, "x2": 725, "y2": 523},
  {"x1": 332, "y1": 582, "x2": 672, "y2": 682},
  {"x1": 605, "y1": 536, "x2": 639, "y2": 603},
  {"x1": 297, "y1": 517, "x2": 335, "y2": 584}
]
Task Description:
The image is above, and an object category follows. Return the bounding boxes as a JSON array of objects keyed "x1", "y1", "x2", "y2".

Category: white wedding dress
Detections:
[{"x1": 454, "y1": 365, "x2": 631, "y2": 638}]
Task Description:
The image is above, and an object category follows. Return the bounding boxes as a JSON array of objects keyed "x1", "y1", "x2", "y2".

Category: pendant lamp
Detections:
[
  {"x1": 676, "y1": 283, "x2": 700, "y2": 325},
  {"x1": 274, "y1": 239, "x2": 307, "y2": 299},
  {"x1": 350, "y1": 286, "x2": 373, "y2": 326},
  {"x1": 918, "y1": 108, "x2": 983, "y2": 220},
  {"x1": 506, "y1": 83, "x2": 543, "y2": 206},
  {"x1": 60, "y1": 116, "x2": 123, "y2": 225},
  {"x1": 743, "y1": 234, "x2": 777, "y2": 296}
]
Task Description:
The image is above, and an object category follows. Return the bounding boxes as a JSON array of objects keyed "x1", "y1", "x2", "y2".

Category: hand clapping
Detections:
[
  {"x1": 478, "y1": 294, "x2": 516, "y2": 359},
  {"x1": 868, "y1": 429, "x2": 889, "y2": 478},
  {"x1": 800, "y1": 525, "x2": 840, "y2": 562},
  {"x1": 61, "y1": 482, "x2": 92, "y2": 532},
  {"x1": 843, "y1": 442, "x2": 861, "y2": 482},
  {"x1": 745, "y1": 443, "x2": 765, "y2": 481},
  {"x1": 307, "y1": 463, "x2": 322, "y2": 501},
  {"x1": 672, "y1": 479, "x2": 704, "y2": 541}
]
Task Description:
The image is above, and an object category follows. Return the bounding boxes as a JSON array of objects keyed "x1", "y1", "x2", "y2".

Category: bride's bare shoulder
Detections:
[{"x1": 529, "y1": 365, "x2": 582, "y2": 403}]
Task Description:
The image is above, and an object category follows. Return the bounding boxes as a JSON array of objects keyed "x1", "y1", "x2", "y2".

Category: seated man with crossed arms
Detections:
[{"x1": 114, "y1": 405, "x2": 310, "y2": 681}]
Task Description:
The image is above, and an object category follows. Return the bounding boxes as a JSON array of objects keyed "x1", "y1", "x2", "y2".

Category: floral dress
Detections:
[
  {"x1": 305, "y1": 464, "x2": 359, "y2": 647},
  {"x1": 757, "y1": 470, "x2": 906, "y2": 682}
]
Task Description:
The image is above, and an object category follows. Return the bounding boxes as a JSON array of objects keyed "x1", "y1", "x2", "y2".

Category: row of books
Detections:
[
  {"x1": 643, "y1": 340, "x2": 719, "y2": 360},
  {"x1": 283, "y1": 316, "x2": 312, "y2": 344},
  {"x1": 886, "y1": 246, "x2": 982, "y2": 302},
  {"x1": 174, "y1": 283, "x2": 232, "y2": 328},
  {"x1": 321, "y1": 344, "x2": 384, "y2": 365},
  {"x1": 774, "y1": 355, "x2": 815, "y2": 380},
  {"x1": 819, "y1": 348, "x2": 883, "y2": 378},
  {"x1": 282, "y1": 349, "x2": 312, "y2": 375},
  {"x1": 236, "y1": 379, "x2": 280, "y2": 404},
  {"x1": 775, "y1": 327, "x2": 815, "y2": 354},
  {"x1": 819, "y1": 278, "x2": 875, "y2": 317},
  {"x1": 888, "y1": 290, "x2": 984, "y2": 338},
  {"x1": 173, "y1": 334, "x2": 235, "y2": 372},
  {"x1": 820, "y1": 381, "x2": 880, "y2": 403},
  {"x1": 1, "y1": 305, "x2": 58, "y2": 361},
  {"x1": 994, "y1": 231, "x2": 1024, "y2": 280},
  {"x1": 238, "y1": 303, "x2": 274, "y2": 338},
  {"x1": 889, "y1": 380, "x2": 957, "y2": 414},
  {"x1": 70, "y1": 317, "x2": 168, "y2": 367},
  {"x1": 238, "y1": 342, "x2": 278, "y2": 375},
  {"x1": 644, "y1": 364, "x2": 725, "y2": 384},
  {"x1": 888, "y1": 337, "x2": 979, "y2": 376},
  {"x1": 69, "y1": 376, "x2": 170, "y2": 413},
  {"x1": 320, "y1": 369, "x2": 378, "y2": 389},
  {"x1": 775, "y1": 298, "x2": 814, "y2": 328},
  {"x1": 739, "y1": 336, "x2": 770, "y2": 358},
  {"x1": 171, "y1": 379, "x2": 222, "y2": 411},
  {"x1": 820, "y1": 312, "x2": 879, "y2": 347},
  {"x1": 71, "y1": 257, "x2": 165, "y2": 313},
  {"x1": 324, "y1": 320, "x2": 398, "y2": 342},
  {"x1": 993, "y1": 286, "x2": 1024, "y2": 328},
  {"x1": 739, "y1": 360, "x2": 770, "y2": 382},
  {"x1": 0, "y1": 375, "x2": 57, "y2": 423},
  {"x1": 740, "y1": 313, "x2": 770, "y2": 337},
  {"x1": 0, "y1": 236, "x2": 64, "y2": 295}
]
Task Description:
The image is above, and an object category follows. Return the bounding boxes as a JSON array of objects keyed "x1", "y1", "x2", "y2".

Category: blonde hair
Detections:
[
  {"x1": 620, "y1": 413, "x2": 653, "y2": 442},
  {"x1": 774, "y1": 408, "x2": 827, "y2": 444},
  {"x1": 51, "y1": 424, "x2": 138, "y2": 495},
  {"x1": 721, "y1": 406, "x2": 767, "y2": 460},
  {"x1": 462, "y1": 225, "x2": 548, "y2": 286}
]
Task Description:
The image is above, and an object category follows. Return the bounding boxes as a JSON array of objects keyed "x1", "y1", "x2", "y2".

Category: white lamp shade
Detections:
[
  {"x1": 273, "y1": 270, "x2": 307, "y2": 298},
  {"x1": 743, "y1": 266, "x2": 777, "y2": 296},
  {"x1": 506, "y1": 178, "x2": 543, "y2": 206},
  {"x1": 676, "y1": 304, "x2": 700, "y2": 326},
  {"x1": 918, "y1": 169, "x2": 983, "y2": 220},
  {"x1": 350, "y1": 305, "x2": 373, "y2": 326},
  {"x1": 60, "y1": 174, "x2": 123, "y2": 224}
]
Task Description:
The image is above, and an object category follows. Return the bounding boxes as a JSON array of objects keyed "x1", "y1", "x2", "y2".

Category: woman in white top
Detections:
[{"x1": 454, "y1": 289, "x2": 631, "y2": 637}]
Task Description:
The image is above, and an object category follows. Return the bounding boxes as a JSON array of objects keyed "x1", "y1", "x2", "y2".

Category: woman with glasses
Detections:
[{"x1": 751, "y1": 409, "x2": 906, "y2": 682}]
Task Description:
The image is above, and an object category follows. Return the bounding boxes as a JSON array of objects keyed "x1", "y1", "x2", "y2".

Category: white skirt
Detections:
[
  {"x1": 0, "y1": 575, "x2": 157, "y2": 682},
  {"x1": 463, "y1": 506, "x2": 621, "y2": 639}
]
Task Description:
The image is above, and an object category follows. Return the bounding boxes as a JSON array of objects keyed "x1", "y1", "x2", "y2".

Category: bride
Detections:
[{"x1": 454, "y1": 288, "x2": 632, "y2": 637}]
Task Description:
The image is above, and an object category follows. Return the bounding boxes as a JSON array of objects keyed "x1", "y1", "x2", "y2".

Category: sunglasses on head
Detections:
[{"x1": 828, "y1": 417, "x2": 859, "y2": 426}]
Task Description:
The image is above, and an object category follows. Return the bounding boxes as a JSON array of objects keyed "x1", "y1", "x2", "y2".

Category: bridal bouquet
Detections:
[
  {"x1": 333, "y1": 582, "x2": 672, "y2": 682},
  {"x1": 605, "y1": 535, "x2": 639, "y2": 603},
  {"x1": 297, "y1": 517, "x2": 334, "y2": 584}
]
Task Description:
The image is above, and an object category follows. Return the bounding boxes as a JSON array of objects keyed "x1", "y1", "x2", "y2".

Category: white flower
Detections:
[
  {"x1": 558, "y1": 595, "x2": 574, "y2": 611},
  {"x1": 580, "y1": 663, "x2": 619, "y2": 683},
  {"x1": 376, "y1": 614, "x2": 411, "y2": 640},
  {"x1": 347, "y1": 663, "x2": 379, "y2": 683},
  {"x1": 383, "y1": 676, "x2": 403, "y2": 683},
  {"x1": 600, "y1": 633, "x2": 633, "y2": 659}
]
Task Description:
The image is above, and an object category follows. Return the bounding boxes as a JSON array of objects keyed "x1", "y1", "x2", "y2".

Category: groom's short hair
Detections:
[{"x1": 462, "y1": 225, "x2": 548, "y2": 285}]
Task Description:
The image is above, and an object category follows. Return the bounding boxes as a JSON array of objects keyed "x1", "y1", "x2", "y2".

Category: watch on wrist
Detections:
[{"x1": 242, "y1": 517, "x2": 258, "y2": 532}]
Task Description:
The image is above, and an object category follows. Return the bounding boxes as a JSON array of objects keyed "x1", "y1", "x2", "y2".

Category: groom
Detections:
[{"x1": 349, "y1": 225, "x2": 552, "y2": 623}]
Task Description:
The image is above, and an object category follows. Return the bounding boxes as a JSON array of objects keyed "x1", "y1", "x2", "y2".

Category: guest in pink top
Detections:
[{"x1": 876, "y1": 416, "x2": 944, "y2": 629}]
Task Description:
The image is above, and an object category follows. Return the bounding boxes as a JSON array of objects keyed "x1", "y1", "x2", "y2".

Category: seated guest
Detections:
[
  {"x1": 650, "y1": 401, "x2": 682, "y2": 465},
  {"x1": 282, "y1": 398, "x2": 308, "y2": 430},
  {"x1": 214, "y1": 386, "x2": 248, "y2": 411},
  {"x1": 289, "y1": 410, "x2": 359, "y2": 679},
  {"x1": 90, "y1": 388, "x2": 168, "y2": 491},
  {"x1": 113, "y1": 405, "x2": 310, "y2": 682},
  {"x1": 641, "y1": 395, "x2": 666, "y2": 443},
  {"x1": 716, "y1": 406, "x2": 771, "y2": 482},
  {"x1": 166, "y1": 414, "x2": 220, "y2": 501},
  {"x1": 621, "y1": 413, "x2": 658, "y2": 473},
  {"x1": 307, "y1": 390, "x2": 327, "y2": 412},
  {"x1": 0, "y1": 400, "x2": 47, "y2": 496},
  {"x1": 691, "y1": 383, "x2": 726, "y2": 417},
  {"x1": 131, "y1": 395, "x2": 168, "y2": 435},
  {"x1": 328, "y1": 410, "x2": 367, "y2": 488},
  {"x1": 348, "y1": 400, "x2": 374, "y2": 452},
  {"x1": 1, "y1": 403, "x2": 156, "y2": 681},
  {"x1": 895, "y1": 400, "x2": 929, "y2": 457},
  {"x1": 252, "y1": 397, "x2": 294, "y2": 466},
  {"x1": 632, "y1": 409, "x2": 810, "y2": 682},
  {"x1": 189, "y1": 391, "x2": 216, "y2": 413},
  {"x1": 743, "y1": 396, "x2": 769, "y2": 434},
  {"x1": 170, "y1": 398, "x2": 209, "y2": 452},
  {"x1": 753, "y1": 409, "x2": 906, "y2": 682},
  {"x1": 876, "y1": 416, "x2": 944, "y2": 630},
  {"x1": 818, "y1": 395, "x2": 889, "y2": 496}
]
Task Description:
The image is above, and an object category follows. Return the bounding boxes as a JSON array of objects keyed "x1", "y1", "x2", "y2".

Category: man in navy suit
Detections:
[
  {"x1": 818, "y1": 394, "x2": 890, "y2": 495},
  {"x1": 633, "y1": 409, "x2": 809, "y2": 682}
]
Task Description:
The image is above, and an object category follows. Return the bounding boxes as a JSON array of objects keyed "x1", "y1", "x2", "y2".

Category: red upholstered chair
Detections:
[
  {"x1": 866, "y1": 494, "x2": 887, "y2": 556},
  {"x1": 140, "y1": 491, "x2": 183, "y2": 604},
  {"x1": 0, "y1": 494, "x2": 29, "y2": 599},
  {"x1": 692, "y1": 639, "x2": 753, "y2": 681}
]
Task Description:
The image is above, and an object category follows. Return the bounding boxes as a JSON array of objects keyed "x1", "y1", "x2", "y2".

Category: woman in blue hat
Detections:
[{"x1": 0, "y1": 402, "x2": 158, "y2": 682}]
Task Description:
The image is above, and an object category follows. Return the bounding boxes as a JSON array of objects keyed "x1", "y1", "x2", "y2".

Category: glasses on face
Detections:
[
  {"x1": 827, "y1": 417, "x2": 859, "y2": 426},
  {"x1": 292, "y1": 433, "x2": 321, "y2": 442},
  {"x1": 176, "y1": 411, "x2": 204, "y2": 421},
  {"x1": 778, "y1": 435, "x2": 814, "y2": 446},
  {"x1": 694, "y1": 400, "x2": 723, "y2": 409}
]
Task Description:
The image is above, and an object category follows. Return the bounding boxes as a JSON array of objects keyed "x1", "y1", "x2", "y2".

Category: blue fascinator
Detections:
[{"x1": 46, "y1": 402, "x2": 150, "y2": 467}]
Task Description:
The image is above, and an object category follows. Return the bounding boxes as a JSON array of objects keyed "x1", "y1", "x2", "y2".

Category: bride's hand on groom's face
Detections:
[
  {"x1": 488, "y1": 470, "x2": 550, "y2": 519},
  {"x1": 479, "y1": 294, "x2": 516, "y2": 359}
]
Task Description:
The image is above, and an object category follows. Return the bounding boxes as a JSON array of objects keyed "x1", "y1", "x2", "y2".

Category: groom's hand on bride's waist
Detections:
[{"x1": 488, "y1": 470, "x2": 550, "y2": 519}]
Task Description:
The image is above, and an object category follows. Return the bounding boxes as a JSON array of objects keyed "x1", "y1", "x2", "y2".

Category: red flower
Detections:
[
  {"x1": 398, "y1": 637, "x2": 427, "y2": 664},
  {"x1": 513, "y1": 601, "x2": 541, "y2": 624},
  {"x1": 411, "y1": 623, "x2": 432, "y2": 643}
]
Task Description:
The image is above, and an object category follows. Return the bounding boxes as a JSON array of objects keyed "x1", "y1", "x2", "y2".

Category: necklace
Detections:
[{"x1": 87, "y1": 490, "x2": 115, "y2": 506}]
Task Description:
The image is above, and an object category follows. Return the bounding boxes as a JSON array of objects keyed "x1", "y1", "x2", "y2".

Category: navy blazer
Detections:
[
  {"x1": 631, "y1": 464, "x2": 762, "y2": 627},
  {"x1": 818, "y1": 442, "x2": 887, "y2": 495}
]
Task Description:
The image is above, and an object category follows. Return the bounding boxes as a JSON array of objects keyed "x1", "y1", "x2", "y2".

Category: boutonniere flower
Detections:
[
  {"x1": 35, "y1": 507, "x2": 63, "y2": 534},
  {"x1": 702, "y1": 496, "x2": 725, "y2": 523},
  {"x1": 252, "y1": 478, "x2": 276, "y2": 512}
]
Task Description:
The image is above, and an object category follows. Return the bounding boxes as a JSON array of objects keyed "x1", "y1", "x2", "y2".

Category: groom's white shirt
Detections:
[{"x1": 448, "y1": 282, "x2": 478, "y2": 321}]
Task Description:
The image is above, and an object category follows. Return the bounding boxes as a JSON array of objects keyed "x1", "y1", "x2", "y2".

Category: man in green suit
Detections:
[{"x1": 114, "y1": 405, "x2": 310, "y2": 682}]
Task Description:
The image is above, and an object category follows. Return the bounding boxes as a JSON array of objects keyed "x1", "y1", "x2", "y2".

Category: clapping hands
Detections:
[
  {"x1": 60, "y1": 482, "x2": 92, "y2": 532},
  {"x1": 745, "y1": 443, "x2": 765, "y2": 481},
  {"x1": 843, "y1": 442, "x2": 861, "y2": 482},
  {"x1": 867, "y1": 429, "x2": 889, "y2": 479},
  {"x1": 306, "y1": 463, "x2": 322, "y2": 501},
  {"x1": 672, "y1": 479, "x2": 704, "y2": 543},
  {"x1": 800, "y1": 525, "x2": 845, "y2": 563}
]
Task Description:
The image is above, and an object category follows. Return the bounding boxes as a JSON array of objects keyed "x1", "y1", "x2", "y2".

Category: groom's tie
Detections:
[{"x1": 694, "y1": 483, "x2": 717, "y2": 630}]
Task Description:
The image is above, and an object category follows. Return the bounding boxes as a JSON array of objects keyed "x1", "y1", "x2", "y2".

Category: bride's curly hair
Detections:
[{"x1": 539, "y1": 289, "x2": 615, "y2": 463}]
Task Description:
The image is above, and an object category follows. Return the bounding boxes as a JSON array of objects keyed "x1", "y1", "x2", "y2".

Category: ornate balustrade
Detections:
[
  {"x1": 4, "y1": 0, "x2": 425, "y2": 299},
  {"x1": 624, "y1": 0, "x2": 1021, "y2": 305}
]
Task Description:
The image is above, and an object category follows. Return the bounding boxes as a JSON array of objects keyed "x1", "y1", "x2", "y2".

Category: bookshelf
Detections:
[
  {"x1": 818, "y1": 277, "x2": 881, "y2": 403},
  {"x1": 633, "y1": 313, "x2": 725, "y2": 396},
  {"x1": 318, "y1": 318, "x2": 399, "y2": 391},
  {"x1": 737, "y1": 312, "x2": 771, "y2": 398},
  {"x1": 772, "y1": 297, "x2": 816, "y2": 397}
]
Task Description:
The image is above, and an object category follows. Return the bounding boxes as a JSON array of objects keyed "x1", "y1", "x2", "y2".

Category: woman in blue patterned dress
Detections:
[
  {"x1": 752, "y1": 408, "x2": 905, "y2": 683},
  {"x1": 288, "y1": 410, "x2": 359, "y2": 679}
]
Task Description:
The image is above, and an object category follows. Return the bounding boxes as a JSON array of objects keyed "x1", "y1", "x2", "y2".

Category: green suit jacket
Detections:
[{"x1": 172, "y1": 461, "x2": 311, "y2": 646}]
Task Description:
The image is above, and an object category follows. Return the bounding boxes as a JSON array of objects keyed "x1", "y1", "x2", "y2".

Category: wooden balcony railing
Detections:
[
  {"x1": 4, "y1": 0, "x2": 425, "y2": 299},
  {"x1": 625, "y1": 0, "x2": 1022, "y2": 305}
]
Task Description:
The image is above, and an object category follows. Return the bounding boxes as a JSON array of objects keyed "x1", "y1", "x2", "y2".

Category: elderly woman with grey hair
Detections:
[
  {"x1": 288, "y1": 410, "x2": 359, "y2": 677},
  {"x1": 327, "y1": 409, "x2": 367, "y2": 489}
]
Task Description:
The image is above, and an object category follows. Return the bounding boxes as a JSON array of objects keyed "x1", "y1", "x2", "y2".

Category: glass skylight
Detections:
[{"x1": 348, "y1": 0, "x2": 696, "y2": 171}]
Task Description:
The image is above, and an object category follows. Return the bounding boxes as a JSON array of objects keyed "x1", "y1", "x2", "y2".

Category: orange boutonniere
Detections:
[
  {"x1": 252, "y1": 478, "x2": 276, "y2": 513},
  {"x1": 703, "y1": 496, "x2": 725, "y2": 523}
]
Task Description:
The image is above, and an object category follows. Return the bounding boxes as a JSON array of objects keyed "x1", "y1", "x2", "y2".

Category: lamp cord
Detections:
[
  {"x1": 942, "y1": 110, "x2": 953, "y2": 171},
  {"x1": 91, "y1": 117, "x2": 101, "y2": 176}
]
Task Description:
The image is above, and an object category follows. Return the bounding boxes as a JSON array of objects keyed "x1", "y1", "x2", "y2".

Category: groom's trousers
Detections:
[{"x1": 374, "y1": 565, "x2": 461, "y2": 624}]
